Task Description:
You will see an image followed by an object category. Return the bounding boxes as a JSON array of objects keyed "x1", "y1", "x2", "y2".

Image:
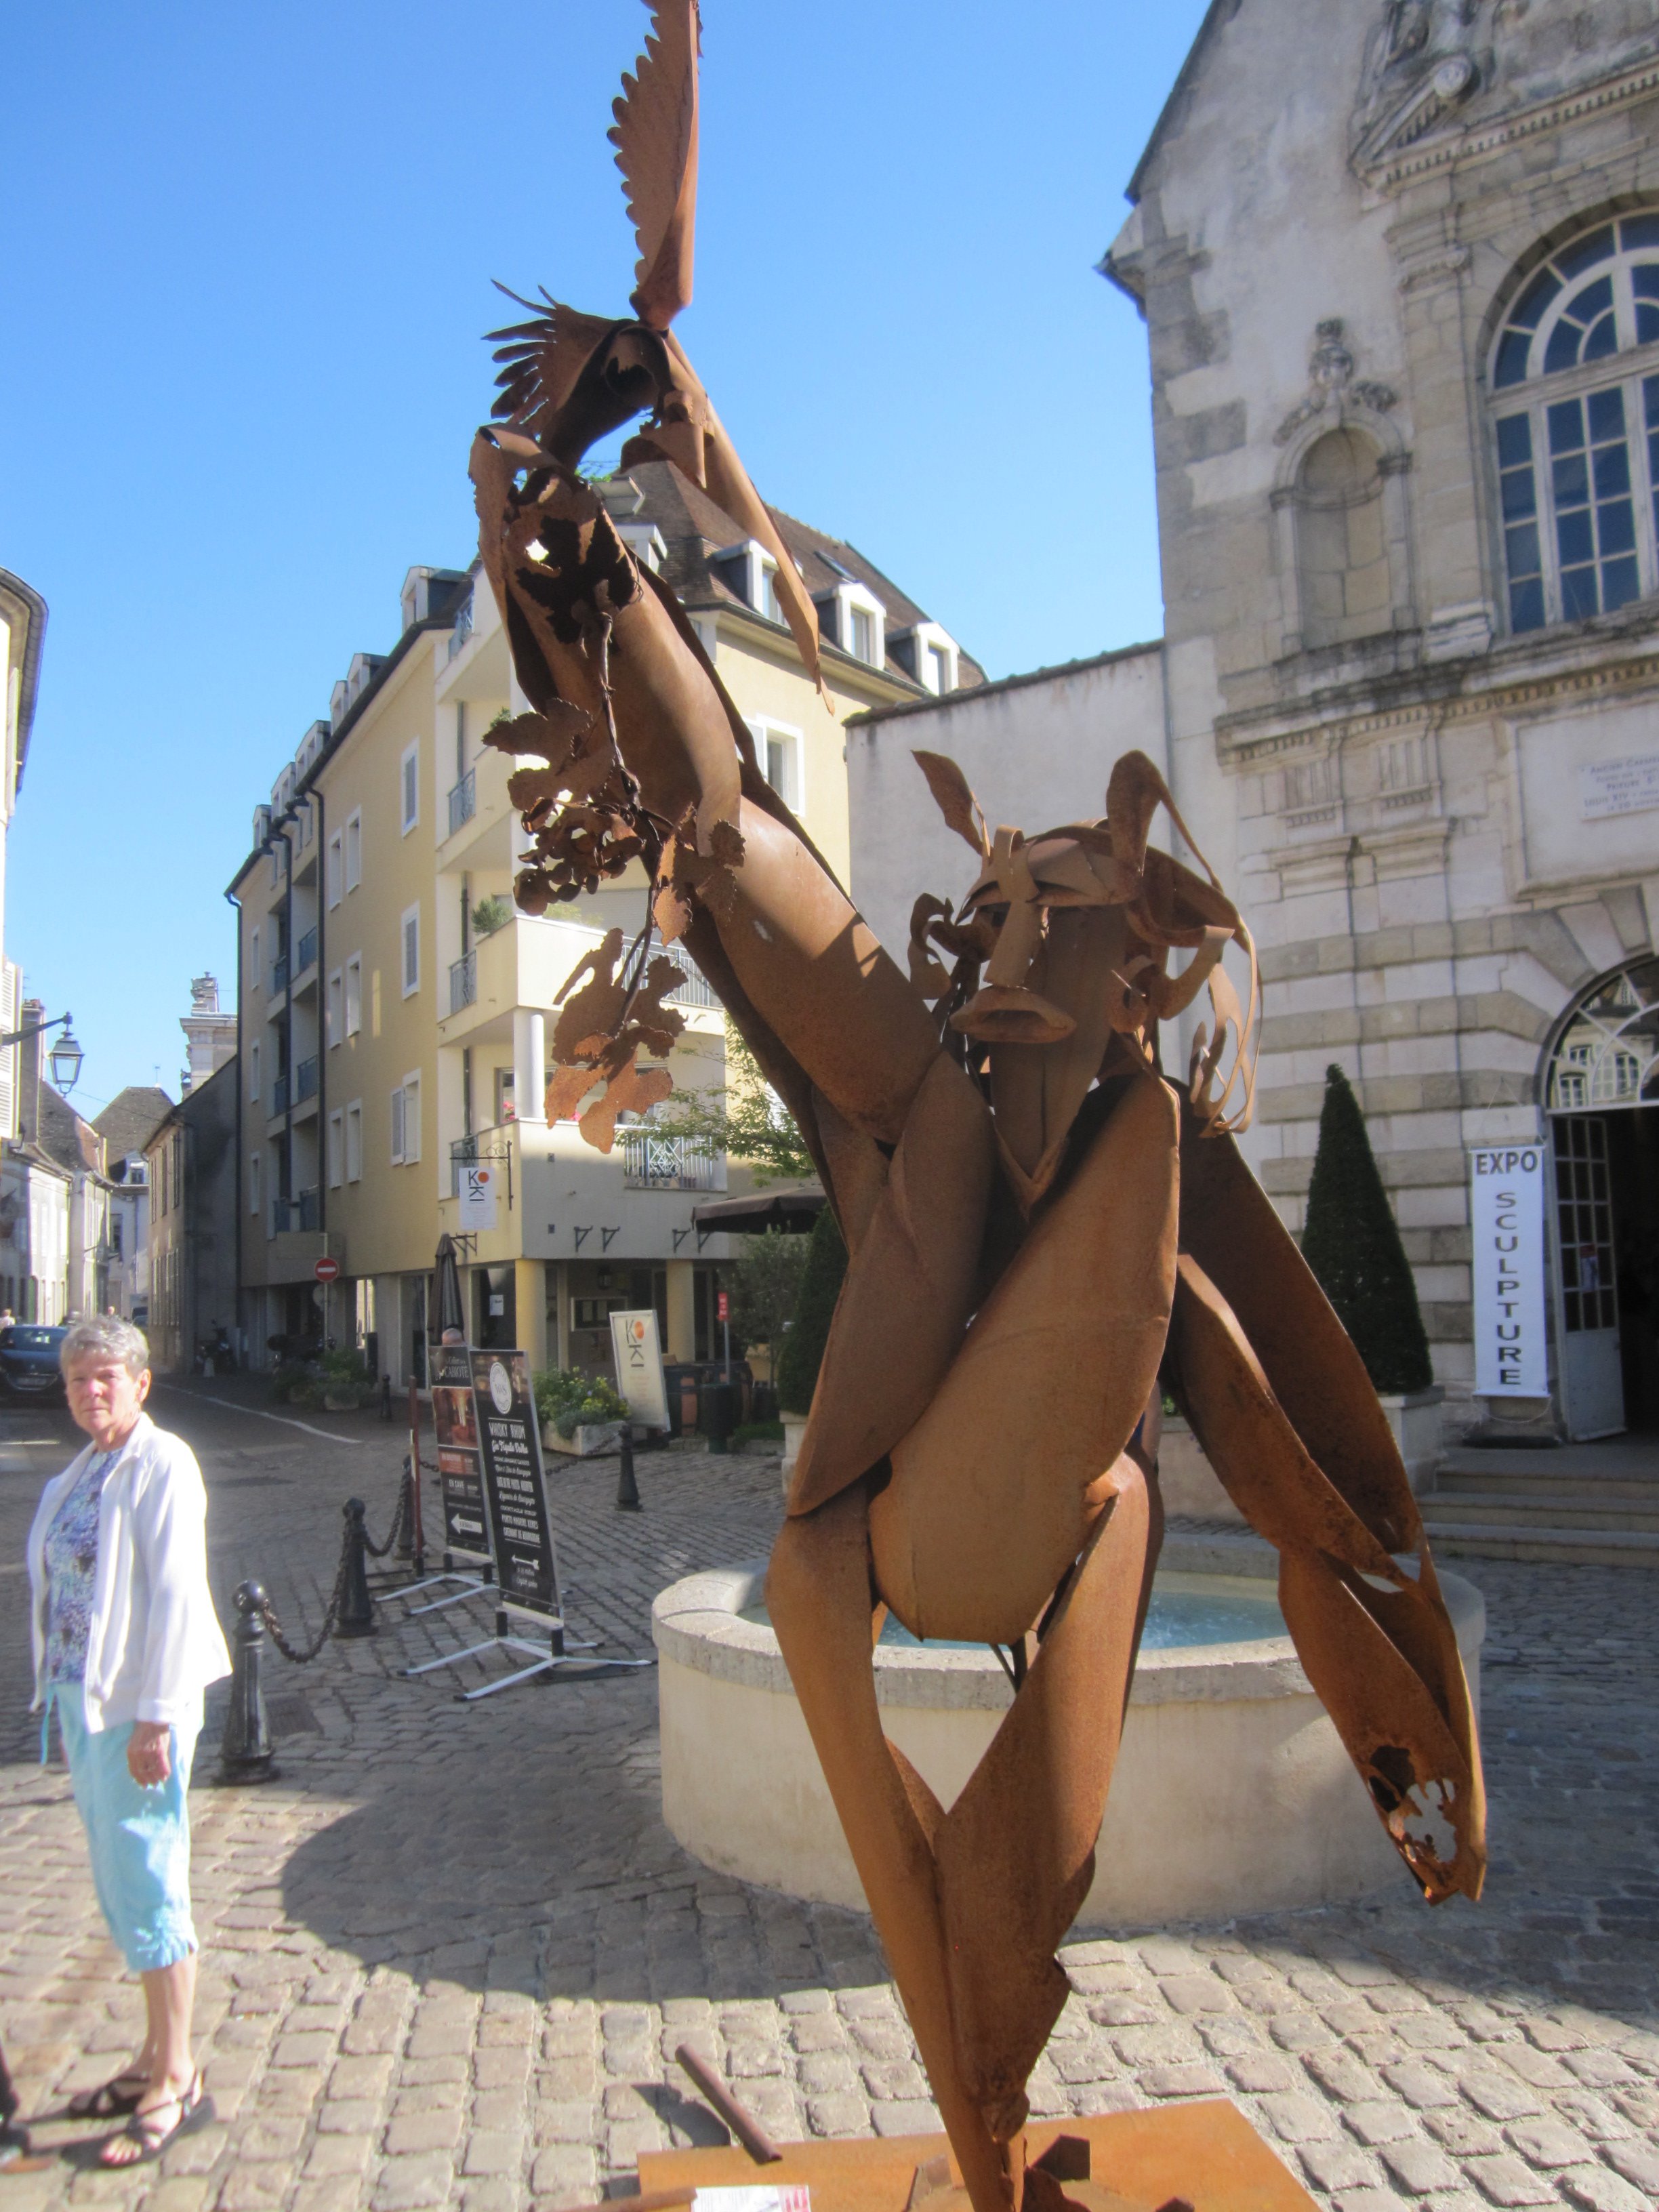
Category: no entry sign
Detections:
[{"x1": 314, "y1": 1256, "x2": 340, "y2": 1283}]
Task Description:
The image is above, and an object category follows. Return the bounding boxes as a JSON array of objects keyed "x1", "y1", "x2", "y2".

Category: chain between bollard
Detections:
[
  {"x1": 255, "y1": 1538, "x2": 351, "y2": 1664},
  {"x1": 361, "y1": 1463, "x2": 413, "y2": 1559}
]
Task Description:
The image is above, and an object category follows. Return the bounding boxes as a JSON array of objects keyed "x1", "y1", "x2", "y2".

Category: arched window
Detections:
[
  {"x1": 1490, "y1": 215, "x2": 1659, "y2": 632},
  {"x1": 1295, "y1": 428, "x2": 1393, "y2": 647}
]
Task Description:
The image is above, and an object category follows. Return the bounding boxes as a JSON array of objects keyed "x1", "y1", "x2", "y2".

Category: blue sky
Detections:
[{"x1": 0, "y1": 0, "x2": 1206, "y2": 1113}]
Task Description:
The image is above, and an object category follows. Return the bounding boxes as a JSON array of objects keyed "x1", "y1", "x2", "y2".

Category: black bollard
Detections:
[
  {"x1": 615, "y1": 1427, "x2": 642, "y2": 1512},
  {"x1": 219, "y1": 1580, "x2": 277, "y2": 1782},
  {"x1": 335, "y1": 1499, "x2": 378, "y2": 1638}
]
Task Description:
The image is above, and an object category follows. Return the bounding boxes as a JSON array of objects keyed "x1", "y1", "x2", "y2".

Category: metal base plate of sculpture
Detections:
[{"x1": 468, "y1": 13, "x2": 1485, "y2": 2209}]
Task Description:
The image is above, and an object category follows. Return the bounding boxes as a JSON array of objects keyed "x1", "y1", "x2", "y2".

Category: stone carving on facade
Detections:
[
  {"x1": 1275, "y1": 320, "x2": 1398, "y2": 447},
  {"x1": 1353, "y1": 0, "x2": 1659, "y2": 183}
]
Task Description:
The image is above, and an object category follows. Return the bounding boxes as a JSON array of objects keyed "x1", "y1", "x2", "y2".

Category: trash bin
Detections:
[
  {"x1": 662, "y1": 1361, "x2": 701, "y2": 1437},
  {"x1": 699, "y1": 1378, "x2": 738, "y2": 1453}
]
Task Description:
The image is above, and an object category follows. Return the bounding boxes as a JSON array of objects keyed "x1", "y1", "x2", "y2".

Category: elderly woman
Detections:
[{"x1": 26, "y1": 1317, "x2": 230, "y2": 2166}]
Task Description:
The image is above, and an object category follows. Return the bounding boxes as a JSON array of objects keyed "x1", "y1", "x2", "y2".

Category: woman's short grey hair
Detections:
[{"x1": 60, "y1": 1315, "x2": 150, "y2": 1379}]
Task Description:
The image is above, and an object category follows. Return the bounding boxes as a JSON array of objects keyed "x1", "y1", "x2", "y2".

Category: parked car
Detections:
[{"x1": 0, "y1": 1324, "x2": 68, "y2": 1401}]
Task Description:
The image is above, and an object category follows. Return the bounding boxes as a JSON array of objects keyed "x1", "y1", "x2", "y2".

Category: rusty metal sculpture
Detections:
[{"x1": 469, "y1": 12, "x2": 1484, "y2": 2209}]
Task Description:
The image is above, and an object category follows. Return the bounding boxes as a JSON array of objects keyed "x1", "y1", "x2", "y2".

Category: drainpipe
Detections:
[{"x1": 312, "y1": 787, "x2": 326, "y2": 1248}]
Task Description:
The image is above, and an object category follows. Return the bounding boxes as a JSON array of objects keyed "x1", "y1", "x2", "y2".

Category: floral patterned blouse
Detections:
[{"x1": 43, "y1": 1452, "x2": 115, "y2": 1686}]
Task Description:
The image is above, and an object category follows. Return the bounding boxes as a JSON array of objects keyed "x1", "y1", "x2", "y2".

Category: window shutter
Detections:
[{"x1": 390, "y1": 1085, "x2": 405, "y2": 1164}]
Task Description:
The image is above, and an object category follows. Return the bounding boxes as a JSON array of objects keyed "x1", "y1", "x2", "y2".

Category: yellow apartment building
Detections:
[{"x1": 228, "y1": 463, "x2": 981, "y2": 1387}]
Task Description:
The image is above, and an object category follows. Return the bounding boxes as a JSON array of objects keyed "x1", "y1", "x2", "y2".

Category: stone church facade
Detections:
[
  {"x1": 849, "y1": 0, "x2": 1659, "y2": 1443},
  {"x1": 1096, "y1": 0, "x2": 1659, "y2": 1440}
]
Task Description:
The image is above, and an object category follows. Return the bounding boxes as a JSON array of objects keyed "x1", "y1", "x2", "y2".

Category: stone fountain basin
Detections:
[{"x1": 651, "y1": 1538, "x2": 1484, "y2": 1929}]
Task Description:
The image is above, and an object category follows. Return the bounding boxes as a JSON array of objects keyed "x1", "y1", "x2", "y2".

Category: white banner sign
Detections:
[
  {"x1": 609, "y1": 1308, "x2": 671, "y2": 1431},
  {"x1": 457, "y1": 1163, "x2": 499, "y2": 1231},
  {"x1": 1580, "y1": 752, "x2": 1659, "y2": 819},
  {"x1": 1469, "y1": 1146, "x2": 1549, "y2": 1397}
]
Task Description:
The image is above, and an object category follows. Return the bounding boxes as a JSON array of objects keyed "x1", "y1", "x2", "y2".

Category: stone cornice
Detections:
[
  {"x1": 1361, "y1": 58, "x2": 1659, "y2": 192},
  {"x1": 1214, "y1": 639, "x2": 1659, "y2": 767}
]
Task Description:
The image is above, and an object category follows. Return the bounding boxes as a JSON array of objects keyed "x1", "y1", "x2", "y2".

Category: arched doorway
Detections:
[{"x1": 1544, "y1": 959, "x2": 1659, "y2": 1437}]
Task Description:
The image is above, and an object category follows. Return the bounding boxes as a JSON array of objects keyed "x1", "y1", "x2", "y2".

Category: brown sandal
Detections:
[
  {"x1": 100, "y1": 2074, "x2": 213, "y2": 2167},
  {"x1": 68, "y1": 2072, "x2": 148, "y2": 2121}
]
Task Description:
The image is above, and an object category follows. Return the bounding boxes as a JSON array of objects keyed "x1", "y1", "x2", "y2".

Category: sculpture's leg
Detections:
[
  {"x1": 933, "y1": 1454, "x2": 1153, "y2": 2136},
  {"x1": 767, "y1": 1490, "x2": 1014, "y2": 2212},
  {"x1": 1170, "y1": 1250, "x2": 1485, "y2": 1902}
]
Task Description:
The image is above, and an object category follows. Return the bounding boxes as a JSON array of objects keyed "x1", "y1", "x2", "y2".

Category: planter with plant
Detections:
[{"x1": 533, "y1": 1367, "x2": 632, "y2": 1454}]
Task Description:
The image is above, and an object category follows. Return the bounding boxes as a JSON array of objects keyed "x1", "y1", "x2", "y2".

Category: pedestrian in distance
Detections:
[{"x1": 25, "y1": 1316, "x2": 230, "y2": 2165}]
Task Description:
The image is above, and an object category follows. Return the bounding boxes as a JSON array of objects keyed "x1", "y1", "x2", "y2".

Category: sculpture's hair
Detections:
[{"x1": 59, "y1": 1314, "x2": 150, "y2": 1380}]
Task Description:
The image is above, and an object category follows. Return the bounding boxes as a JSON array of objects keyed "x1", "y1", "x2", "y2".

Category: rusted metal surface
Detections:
[
  {"x1": 470, "y1": 12, "x2": 1484, "y2": 2209},
  {"x1": 674, "y1": 2042, "x2": 783, "y2": 2164}
]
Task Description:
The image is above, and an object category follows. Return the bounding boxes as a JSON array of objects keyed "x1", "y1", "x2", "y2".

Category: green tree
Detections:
[
  {"x1": 775, "y1": 1205, "x2": 848, "y2": 1414},
  {"x1": 1300, "y1": 1063, "x2": 1433, "y2": 1395},
  {"x1": 649, "y1": 1019, "x2": 815, "y2": 1185},
  {"x1": 729, "y1": 1230, "x2": 811, "y2": 1364}
]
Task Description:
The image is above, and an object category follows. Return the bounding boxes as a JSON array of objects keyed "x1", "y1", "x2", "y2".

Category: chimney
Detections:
[{"x1": 18, "y1": 997, "x2": 43, "y2": 1142}]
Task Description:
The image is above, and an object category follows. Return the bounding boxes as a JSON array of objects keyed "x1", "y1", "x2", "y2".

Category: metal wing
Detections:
[
  {"x1": 609, "y1": 0, "x2": 701, "y2": 329},
  {"x1": 486, "y1": 286, "x2": 618, "y2": 445}
]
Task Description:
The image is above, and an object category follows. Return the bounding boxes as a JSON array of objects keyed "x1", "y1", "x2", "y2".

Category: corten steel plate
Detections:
[{"x1": 637, "y1": 2102, "x2": 1316, "y2": 2212}]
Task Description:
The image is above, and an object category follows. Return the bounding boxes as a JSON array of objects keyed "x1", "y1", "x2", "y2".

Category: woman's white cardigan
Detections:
[{"x1": 27, "y1": 1412, "x2": 231, "y2": 1732}]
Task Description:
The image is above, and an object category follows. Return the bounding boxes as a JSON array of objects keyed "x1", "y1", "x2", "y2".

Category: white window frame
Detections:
[
  {"x1": 327, "y1": 1109, "x2": 344, "y2": 1189},
  {"x1": 249, "y1": 1038, "x2": 260, "y2": 1104},
  {"x1": 250, "y1": 926, "x2": 260, "y2": 991},
  {"x1": 249, "y1": 1151, "x2": 261, "y2": 1218},
  {"x1": 401, "y1": 1071, "x2": 422, "y2": 1164},
  {"x1": 391, "y1": 1072, "x2": 422, "y2": 1166},
  {"x1": 345, "y1": 1099, "x2": 363, "y2": 1183},
  {"x1": 820, "y1": 579, "x2": 886, "y2": 668},
  {"x1": 345, "y1": 808, "x2": 362, "y2": 891},
  {"x1": 747, "y1": 718, "x2": 803, "y2": 812},
  {"x1": 326, "y1": 968, "x2": 343, "y2": 1048},
  {"x1": 400, "y1": 741, "x2": 419, "y2": 836},
  {"x1": 401, "y1": 904, "x2": 421, "y2": 998},
  {"x1": 327, "y1": 830, "x2": 343, "y2": 908},
  {"x1": 345, "y1": 955, "x2": 363, "y2": 1037}
]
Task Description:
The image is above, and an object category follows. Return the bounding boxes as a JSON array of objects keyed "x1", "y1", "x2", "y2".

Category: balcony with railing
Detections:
[
  {"x1": 447, "y1": 767, "x2": 476, "y2": 838},
  {"x1": 270, "y1": 954, "x2": 290, "y2": 996},
  {"x1": 449, "y1": 949, "x2": 477, "y2": 1015},
  {"x1": 447, "y1": 592, "x2": 474, "y2": 661},
  {"x1": 270, "y1": 1073, "x2": 289, "y2": 1118},
  {"x1": 271, "y1": 1189, "x2": 321, "y2": 1233},
  {"x1": 619, "y1": 1131, "x2": 725, "y2": 1192},
  {"x1": 295, "y1": 1056, "x2": 319, "y2": 1105},
  {"x1": 295, "y1": 924, "x2": 319, "y2": 975}
]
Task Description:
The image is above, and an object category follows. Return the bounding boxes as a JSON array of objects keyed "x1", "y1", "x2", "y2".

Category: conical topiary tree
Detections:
[
  {"x1": 1300, "y1": 1063, "x2": 1433, "y2": 1395},
  {"x1": 775, "y1": 1204, "x2": 848, "y2": 1415}
]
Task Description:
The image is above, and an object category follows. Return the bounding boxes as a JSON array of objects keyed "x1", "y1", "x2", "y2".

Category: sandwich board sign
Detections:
[
  {"x1": 1469, "y1": 1145, "x2": 1548, "y2": 1397},
  {"x1": 471, "y1": 1349, "x2": 563, "y2": 1619},
  {"x1": 609, "y1": 1309, "x2": 670, "y2": 1430},
  {"x1": 430, "y1": 1342, "x2": 493, "y2": 1563}
]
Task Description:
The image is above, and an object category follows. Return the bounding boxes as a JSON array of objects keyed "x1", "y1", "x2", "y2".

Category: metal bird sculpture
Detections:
[{"x1": 470, "y1": 13, "x2": 1485, "y2": 2210}]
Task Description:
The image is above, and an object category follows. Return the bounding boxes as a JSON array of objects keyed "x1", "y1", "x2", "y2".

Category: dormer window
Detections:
[
  {"x1": 816, "y1": 578, "x2": 886, "y2": 668},
  {"x1": 889, "y1": 621, "x2": 961, "y2": 693},
  {"x1": 714, "y1": 538, "x2": 777, "y2": 617}
]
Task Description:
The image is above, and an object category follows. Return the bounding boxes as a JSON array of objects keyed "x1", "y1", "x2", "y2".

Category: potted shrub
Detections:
[
  {"x1": 320, "y1": 1348, "x2": 373, "y2": 1413},
  {"x1": 472, "y1": 893, "x2": 513, "y2": 941},
  {"x1": 1302, "y1": 1064, "x2": 1441, "y2": 1488}
]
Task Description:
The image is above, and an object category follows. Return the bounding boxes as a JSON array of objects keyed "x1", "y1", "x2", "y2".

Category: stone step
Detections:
[
  {"x1": 1421, "y1": 1492, "x2": 1659, "y2": 1533},
  {"x1": 1435, "y1": 1467, "x2": 1659, "y2": 1505},
  {"x1": 1425, "y1": 1521, "x2": 1659, "y2": 1566}
]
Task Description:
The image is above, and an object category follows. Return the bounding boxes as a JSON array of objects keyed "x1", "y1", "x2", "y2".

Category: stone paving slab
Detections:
[{"x1": 0, "y1": 1381, "x2": 1654, "y2": 2212}]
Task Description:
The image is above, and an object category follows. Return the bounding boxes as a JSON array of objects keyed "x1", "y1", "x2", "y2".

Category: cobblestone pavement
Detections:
[{"x1": 0, "y1": 1380, "x2": 1655, "y2": 2212}]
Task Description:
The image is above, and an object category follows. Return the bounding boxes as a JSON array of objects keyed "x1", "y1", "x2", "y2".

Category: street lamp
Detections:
[
  {"x1": 0, "y1": 1011, "x2": 84, "y2": 1097},
  {"x1": 47, "y1": 1024, "x2": 83, "y2": 1095}
]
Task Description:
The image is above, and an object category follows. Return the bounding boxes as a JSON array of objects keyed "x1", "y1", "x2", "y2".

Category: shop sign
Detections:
[
  {"x1": 1469, "y1": 1147, "x2": 1548, "y2": 1397},
  {"x1": 609, "y1": 1308, "x2": 670, "y2": 1429}
]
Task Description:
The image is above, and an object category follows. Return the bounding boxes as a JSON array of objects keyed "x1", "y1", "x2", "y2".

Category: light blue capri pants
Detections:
[{"x1": 51, "y1": 1691, "x2": 201, "y2": 1974}]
